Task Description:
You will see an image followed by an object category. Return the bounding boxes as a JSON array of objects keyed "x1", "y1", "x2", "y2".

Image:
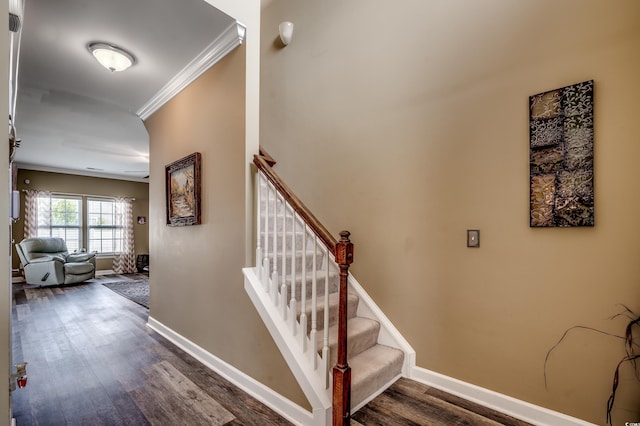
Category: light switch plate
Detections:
[{"x1": 467, "y1": 230, "x2": 480, "y2": 248}]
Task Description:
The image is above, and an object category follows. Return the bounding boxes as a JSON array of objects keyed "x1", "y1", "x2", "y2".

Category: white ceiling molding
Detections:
[{"x1": 137, "y1": 20, "x2": 246, "y2": 120}]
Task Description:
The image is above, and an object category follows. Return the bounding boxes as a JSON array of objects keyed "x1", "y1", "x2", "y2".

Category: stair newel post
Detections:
[{"x1": 333, "y1": 230, "x2": 354, "y2": 426}]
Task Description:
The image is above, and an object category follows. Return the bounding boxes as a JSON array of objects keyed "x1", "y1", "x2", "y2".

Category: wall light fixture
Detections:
[{"x1": 279, "y1": 21, "x2": 294, "y2": 46}]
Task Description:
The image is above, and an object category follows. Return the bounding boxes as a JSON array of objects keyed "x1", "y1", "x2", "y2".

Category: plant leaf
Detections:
[
  {"x1": 544, "y1": 325, "x2": 625, "y2": 389},
  {"x1": 606, "y1": 354, "x2": 640, "y2": 426}
]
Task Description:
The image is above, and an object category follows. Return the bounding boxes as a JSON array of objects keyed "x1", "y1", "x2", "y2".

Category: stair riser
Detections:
[
  {"x1": 350, "y1": 346, "x2": 405, "y2": 410},
  {"x1": 261, "y1": 213, "x2": 306, "y2": 233},
  {"x1": 320, "y1": 321, "x2": 381, "y2": 368},
  {"x1": 265, "y1": 251, "x2": 325, "y2": 275},
  {"x1": 283, "y1": 273, "x2": 339, "y2": 302},
  {"x1": 298, "y1": 294, "x2": 358, "y2": 334},
  {"x1": 259, "y1": 196, "x2": 287, "y2": 211},
  {"x1": 278, "y1": 277, "x2": 337, "y2": 311},
  {"x1": 260, "y1": 232, "x2": 316, "y2": 253}
]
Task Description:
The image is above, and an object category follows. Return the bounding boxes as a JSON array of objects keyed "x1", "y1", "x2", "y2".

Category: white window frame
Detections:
[
  {"x1": 87, "y1": 198, "x2": 123, "y2": 255},
  {"x1": 37, "y1": 194, "x2": 83, "y2": 252}
]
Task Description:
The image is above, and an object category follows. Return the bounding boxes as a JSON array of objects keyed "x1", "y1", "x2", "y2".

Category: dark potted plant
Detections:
[{"x1": 544, "y1": 304, "x2": 640, "y2": 425}]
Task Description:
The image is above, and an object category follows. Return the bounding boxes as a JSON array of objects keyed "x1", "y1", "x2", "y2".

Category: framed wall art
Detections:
[
  {"x1": 166, "y1": 152, "x2": 202, "y2": 226},
  {"x1": 529, "y1": 80, "x2": 594, "y2": 227}
]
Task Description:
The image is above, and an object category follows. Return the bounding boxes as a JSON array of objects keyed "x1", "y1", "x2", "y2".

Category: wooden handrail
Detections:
[
  {"x1": 254, "y1": 153, "x2": 337, "y2": 254},
  {"x1": 258, "y1": 146, "x2": 277, "y2": 167}
]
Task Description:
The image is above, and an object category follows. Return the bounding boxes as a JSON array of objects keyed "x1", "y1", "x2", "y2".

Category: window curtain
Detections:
[
  {"x1": 23, "y1": 189, "x2": 50, "y2": 239},
  {"x1": 113, "y1": 198, "x2": 136, "y2": 274}
]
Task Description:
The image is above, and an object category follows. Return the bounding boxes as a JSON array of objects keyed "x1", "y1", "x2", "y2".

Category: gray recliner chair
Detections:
[{"x1": 16, "y1": 237, "x2": 96, "y2": 286}]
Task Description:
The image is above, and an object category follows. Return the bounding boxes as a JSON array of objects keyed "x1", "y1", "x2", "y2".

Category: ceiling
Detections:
[{"x1": 12, "y1": 0, "x2": 238, "y2": 182}]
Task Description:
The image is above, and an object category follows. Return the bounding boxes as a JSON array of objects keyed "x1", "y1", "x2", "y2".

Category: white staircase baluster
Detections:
[
  {"x1": 299, "y1": 226, "x2": 308, "y2": 352},
  {"x1": 279, "y1": 202, "x2": 288, "y2": 316},
  {"x1": 256, "y1": 173, "x2": 262, "y2": 279},
  {"x1": 271, "y1": 192, "x2": 280, "y2": 301},
  {"x1": 310, "y1": 235, "x2": 318, "y2": 369},
  {"x1": 322, "y1": 245, "x2": 330, "y2": 389},
  {"x1": 290, "y1": 214, "x2": 298, "y2": 336},
  {"x1": 262, "y1": 256, "x2": 270, "y2": 292}
]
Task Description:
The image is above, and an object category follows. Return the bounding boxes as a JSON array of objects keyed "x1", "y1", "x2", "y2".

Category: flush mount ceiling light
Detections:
[{"x1": 88, "y1": 42, "x2": 136, "y2": 72}]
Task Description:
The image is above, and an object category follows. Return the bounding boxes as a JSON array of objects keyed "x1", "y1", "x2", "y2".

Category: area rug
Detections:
[{"x1": 102, "y1": 280, "x2": 149, "y2": 308}]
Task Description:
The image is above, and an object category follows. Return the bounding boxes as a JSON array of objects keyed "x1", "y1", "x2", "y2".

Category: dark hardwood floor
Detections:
[
  {"x1": 12, "y1": 274, "x2": 532, "y2": 426},
  {"x1": 352, "y1": 378, "x2": 532, "y2": 426},
  {"x1": 11, "y1": 275, "x2": 291, "y2": 425}
]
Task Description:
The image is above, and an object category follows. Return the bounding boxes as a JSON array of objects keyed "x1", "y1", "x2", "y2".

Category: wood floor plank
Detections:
[
  {"x1": 11, "y1": 276, "x2": 291, "y2": 425},
  {"x1": 353, "y1": 377, "x2": 533, "y2": 426},
  {"x1": 147, "y1": 338, "x2": 291, "y2": 426},
  {"x1": 425, "y1": 387, "x2": 533, "y2": 426},
  {"x1": 131, "y1": 360, "x2": 235, "y2": 425},
  {"x1": 363, "y1": 390, "x2": 501, "y2": 425}
]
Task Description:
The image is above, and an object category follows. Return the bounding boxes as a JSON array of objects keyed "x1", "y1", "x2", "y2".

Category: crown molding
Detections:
[{"x1": 137, "y1": 20, "x2": 246, "y2": 120}]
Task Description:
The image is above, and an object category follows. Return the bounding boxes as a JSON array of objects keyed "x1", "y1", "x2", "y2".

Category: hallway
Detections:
[{"x1": 11, "y1": 276, "x2": 291, "y2": 425}]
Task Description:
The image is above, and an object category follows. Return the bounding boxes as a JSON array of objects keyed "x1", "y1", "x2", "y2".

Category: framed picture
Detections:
[
  {"x1": 165, "y1": 152, "x2": 202, "y2": 226},
  {"x1": 529, "y1": 80, "x2": 594, "y2": 227}
]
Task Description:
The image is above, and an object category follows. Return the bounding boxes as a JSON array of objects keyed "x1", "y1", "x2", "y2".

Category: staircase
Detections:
[{"x1": 244, "y1": 151, "x2": 414, "y2": 426}]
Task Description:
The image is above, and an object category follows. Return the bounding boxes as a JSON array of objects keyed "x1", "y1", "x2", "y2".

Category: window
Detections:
[
  {"x1": 87, "y1": 198, "x2": 123, "y2": 254},
  {"x1": 37, "y1": 195, "x2": 82, "y2": 252},
  {"x1": 34, "y1": 194, "x2": 126, "y2": 256}
]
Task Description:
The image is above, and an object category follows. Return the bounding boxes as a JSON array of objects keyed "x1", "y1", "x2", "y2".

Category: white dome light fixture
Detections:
[{"x1": 88, "y1": 42, "x2": 136, "y2": 72}]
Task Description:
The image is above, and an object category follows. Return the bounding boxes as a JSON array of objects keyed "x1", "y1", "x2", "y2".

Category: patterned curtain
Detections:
[
  {"x1": 113, "y1": 198, "x2": 136, "y2": 274},
  {"x1": 23, "y1": 190, "x2": 50, "y2": 239}
]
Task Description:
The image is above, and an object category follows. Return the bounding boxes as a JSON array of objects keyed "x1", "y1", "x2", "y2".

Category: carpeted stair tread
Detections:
[
  {"x1": 298, "y1": 292, "x2": 358, "y2": 333},
  {"x1": 317, "y1": 317, "x2": 380, "y2": 367},
  {"x1": 350, "y1": 344, "x2": 405, "y2": 409}
]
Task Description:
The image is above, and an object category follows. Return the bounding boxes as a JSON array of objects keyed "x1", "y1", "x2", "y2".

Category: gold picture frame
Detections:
[{"x1": 165, "y1": 152, "x2": 201, "y2": 226}]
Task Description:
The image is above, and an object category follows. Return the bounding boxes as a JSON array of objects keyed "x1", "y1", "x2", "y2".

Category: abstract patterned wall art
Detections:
[{"x1": 529, "y1": 80, "x2": 594, "y2": 227}]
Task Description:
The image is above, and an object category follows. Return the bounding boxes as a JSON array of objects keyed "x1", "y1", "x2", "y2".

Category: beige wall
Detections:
[
  {"x1": 144, "y1": 45, "x2": 307, "y2": 409},
  {"x1": 12, "y1": 170, "x2": 149, "y2": 272},
  {"x1": 260, "y1": 0, "x2": 640, "y2": 423}
]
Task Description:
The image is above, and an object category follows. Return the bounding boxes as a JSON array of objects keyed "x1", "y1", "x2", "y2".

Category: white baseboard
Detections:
[
  {"x1": 410, "y1": 367, "x2": 595, "y2": 426},
  {"x1": 144, "y1": 316, "x2": 594, "y2": 426},
  {"x1": 146, "y1": 316, "x2": 313, "y2": 426}
]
